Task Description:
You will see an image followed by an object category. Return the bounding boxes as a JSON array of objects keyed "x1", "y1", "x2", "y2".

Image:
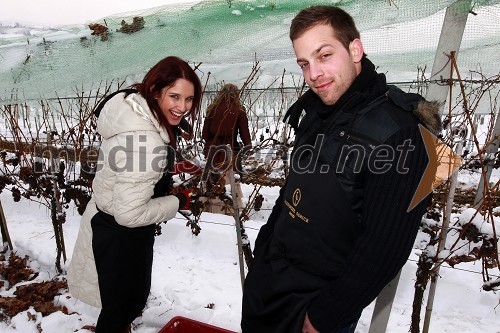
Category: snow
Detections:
[{"x1": 0, "y1": 171, "x2": 499, "y2": 332}]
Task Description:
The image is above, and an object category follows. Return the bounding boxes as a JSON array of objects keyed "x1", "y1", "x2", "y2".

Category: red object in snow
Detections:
[
  {"x1": 173, "y1": 160, "x2": 202, "y2": 176},
  {"x1": 159, "y1": 316, "x2": 236, "y2": 333}
]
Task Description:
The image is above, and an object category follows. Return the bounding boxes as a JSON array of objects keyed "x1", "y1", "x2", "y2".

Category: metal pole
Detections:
[
  {"x1": 226, "y1": 145, "x2": 246, "y2": 289},
  {"x1": 473, "y1": 109, "x2": 500, "y2": 208},
  {"x1": 422, "y1": 140, "x2": 464, "y2": 333},
  {"x1": 425, "y1": 0, "x2": 472, "y2": 115},
  {"x1": 419, "y1": 2, "x2": 471, "y2": 331},
  {"x1": 369, "y1": 2, "x2": 471, "y2": 332},
  {"x1": 368, "y1": 270, "x2": 402, "y2": 333}
]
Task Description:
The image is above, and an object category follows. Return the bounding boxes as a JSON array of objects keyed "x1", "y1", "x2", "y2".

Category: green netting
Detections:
[{"x1": 0, "y1": 0, "x2": 499, "y2": 103}]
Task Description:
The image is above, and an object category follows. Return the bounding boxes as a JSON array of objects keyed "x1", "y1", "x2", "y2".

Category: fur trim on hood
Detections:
[
  {"x1": 414, "y1": 100, "x2": 442, "y2": 136},
  {"x1": 385, "y1": 85, "x2": 442, "y2": 136}
]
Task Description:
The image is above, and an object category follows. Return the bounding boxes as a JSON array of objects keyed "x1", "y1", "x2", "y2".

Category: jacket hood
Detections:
[
  {"x1": 385, "y1": 86, "x2": 442, "y2": 135},
  {"x1": 97, "y1": 92, "x2": 170, "y2": 143},
  {"x1": 285, "y1": 86, "x2": 442, "y2": 137}
]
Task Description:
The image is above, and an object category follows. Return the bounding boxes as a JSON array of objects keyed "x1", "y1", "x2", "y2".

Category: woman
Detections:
[
  {"x1": 202, "y1": 83, "x2": 251, "y2": 173},
  {"x1": 201, "y1": 83, "x2": 251, "y2": 212},
  {"x1": 67, "y1": 56, "x2": 202, "y2": 333}
]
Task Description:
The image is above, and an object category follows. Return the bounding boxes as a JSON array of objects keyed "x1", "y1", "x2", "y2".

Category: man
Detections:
[{"x1": 241, "y1": 5, "x2": 440, "y2": 333}]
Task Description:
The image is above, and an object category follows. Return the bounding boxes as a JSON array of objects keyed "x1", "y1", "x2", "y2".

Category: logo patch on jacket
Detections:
[{"x1": 285, "y1": 188, "x2": 309, "y2": 223}]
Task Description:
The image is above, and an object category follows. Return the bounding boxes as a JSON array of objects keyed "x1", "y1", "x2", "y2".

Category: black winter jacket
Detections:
[{"x1": 241, "y1": 58, "x2": 440, "y2": 333}]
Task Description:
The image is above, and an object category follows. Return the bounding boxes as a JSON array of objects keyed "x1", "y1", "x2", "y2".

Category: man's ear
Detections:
[{"x1": 349, "y1": 38, "x2": 364, "y2": 62}]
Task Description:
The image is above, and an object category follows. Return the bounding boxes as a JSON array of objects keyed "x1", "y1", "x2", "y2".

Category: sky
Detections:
[{"x1": 0, "y1": 0, "x2": 200, "y2": 26}]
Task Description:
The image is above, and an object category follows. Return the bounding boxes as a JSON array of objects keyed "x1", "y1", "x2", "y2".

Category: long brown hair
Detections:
[
  {"x1": 206, "y1": 83, "x2": 243, "y2": 119},
  {"x1": 132, "y1": 56, "x2": 202, "y2": 145}
]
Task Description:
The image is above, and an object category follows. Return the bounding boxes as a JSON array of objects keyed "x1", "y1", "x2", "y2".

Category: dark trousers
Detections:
[{"x1": 91, "y1": 210, "x2": 156, "y2": 333}]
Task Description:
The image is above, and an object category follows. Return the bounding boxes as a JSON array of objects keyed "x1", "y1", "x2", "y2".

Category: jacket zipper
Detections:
[{"x1": 339, "y1": 130, "x2": 377, "y2": 150}]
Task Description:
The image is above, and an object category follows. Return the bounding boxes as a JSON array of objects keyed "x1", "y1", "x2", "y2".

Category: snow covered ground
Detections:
[{"x1": 0, "y1": 176, "x2": 499, "y2": 332}]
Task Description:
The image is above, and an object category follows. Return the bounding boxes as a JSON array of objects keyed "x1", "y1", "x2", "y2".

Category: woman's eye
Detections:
[
  {"x1": 170, "y1": 94, "x2": 179, "y2": 99},
  {"x1": 321, "y1": 53, "x2": 331, "y2": 60}
]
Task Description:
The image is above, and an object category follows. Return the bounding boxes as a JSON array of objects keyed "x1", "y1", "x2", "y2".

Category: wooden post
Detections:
[
  {"x1": 47, "y1": 130, "x2": 67, "y2": 265},
  {"x1": 226, "y1": 145, "x2": 246, "y2": 289},
  {"x1": 0, "y1": 200, "x2": 13, "y2": 251}
]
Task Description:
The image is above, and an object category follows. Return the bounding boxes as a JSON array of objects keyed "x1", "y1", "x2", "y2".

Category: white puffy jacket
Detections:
[{"x1": 67, "y1": 92, "x2": 179, "y2": 308}]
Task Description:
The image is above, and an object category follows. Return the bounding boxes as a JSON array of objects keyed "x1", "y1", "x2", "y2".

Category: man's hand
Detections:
[{"x1": 302, "y1": 313, "x2": 320, "y2": 333}]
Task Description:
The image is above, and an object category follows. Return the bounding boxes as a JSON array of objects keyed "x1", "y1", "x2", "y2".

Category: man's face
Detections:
[{"x1": 293, "y1": 23, "x2": 363, "y2": 106}]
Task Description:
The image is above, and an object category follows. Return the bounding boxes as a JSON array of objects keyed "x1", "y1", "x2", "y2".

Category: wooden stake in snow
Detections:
[
  {"x1": 226, "y1": 145, "x2": 246, "y2": 289},
  {"x1": 0, "y1": 200, "x2": 13, "y2": 251}
]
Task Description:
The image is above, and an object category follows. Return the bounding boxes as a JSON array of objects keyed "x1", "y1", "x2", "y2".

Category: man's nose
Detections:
[{"x1": 309, "y1": 62, "x2": 323, "y2": 81}]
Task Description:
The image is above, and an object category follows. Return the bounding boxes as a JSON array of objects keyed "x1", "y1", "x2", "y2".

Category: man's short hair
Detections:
[{"x1": 290, "y1": 5, "x2": 361, "y2": 51}]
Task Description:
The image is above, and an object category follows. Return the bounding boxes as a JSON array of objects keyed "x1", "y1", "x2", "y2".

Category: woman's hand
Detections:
[
  {"x1": 302, "y1": 313, "x2": 320, "y2": 333},
  {"x1": 175, "y1": 189, "x2": 191, "y2": 211}
]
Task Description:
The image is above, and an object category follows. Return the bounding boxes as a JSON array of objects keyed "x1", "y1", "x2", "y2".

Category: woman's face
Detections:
[{"x1": 156, "y1": 78, "x2": 195, "y2": 126}]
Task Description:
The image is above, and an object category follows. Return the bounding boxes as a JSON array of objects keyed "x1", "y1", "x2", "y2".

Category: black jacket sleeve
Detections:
[
  {"x1": 252, "y1": 183, "x2": 286, "y2": 259},
  {"x1": 307, "y1": 125, "x2": 430, "y2": 332}
]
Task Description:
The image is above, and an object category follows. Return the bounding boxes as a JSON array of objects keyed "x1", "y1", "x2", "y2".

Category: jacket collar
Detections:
[{"x1": 284, "y1": 58, "x2": 387, "y2": 129}]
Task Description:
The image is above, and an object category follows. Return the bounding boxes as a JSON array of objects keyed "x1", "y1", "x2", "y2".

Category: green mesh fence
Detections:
[{"x1": 0, "y1": 0, "x2": 499, "y2": 104}]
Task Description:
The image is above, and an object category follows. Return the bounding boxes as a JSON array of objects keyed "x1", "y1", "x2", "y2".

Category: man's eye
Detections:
[
  {"x1": 299, "y1": 63, "x2": 309, "y2": 69},
  {"x1": 321, "y1": 53, "x2": 331, "y2": 60}
]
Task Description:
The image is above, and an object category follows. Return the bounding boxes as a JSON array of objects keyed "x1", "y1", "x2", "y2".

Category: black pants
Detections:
[{"x1": 91, "y1": 209, "x2": 156, "y2": 333}]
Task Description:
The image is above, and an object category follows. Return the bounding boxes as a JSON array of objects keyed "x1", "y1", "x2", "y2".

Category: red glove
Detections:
[
  {"x1": 173, "y1": 160, "x2": 202, "y2": 176},
  {"x1": 175, "y1": 189, "x2": 191, "y2": 210}
]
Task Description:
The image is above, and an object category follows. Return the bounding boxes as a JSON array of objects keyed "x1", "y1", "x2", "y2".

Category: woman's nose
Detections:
[{"x1": 177, "y1": 100, "x2": 187, "y2": 112}]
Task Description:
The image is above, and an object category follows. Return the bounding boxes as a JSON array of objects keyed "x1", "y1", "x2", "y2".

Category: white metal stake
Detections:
[
  {"x1": 474, "y1": 109, "x2": 500, "y2": 208},
  {"x1": 426, "y1": 0, "x2": 472, "y2": 115},
  {"x1": 422, "y1": 140, "x2": 464, "y2": 333},
  {"x1": 368, "y1": 270, "x2": 402, "y2": 333},
  {"x1": 370, "y1": 2, "x2": 471, "y2": 331}
]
